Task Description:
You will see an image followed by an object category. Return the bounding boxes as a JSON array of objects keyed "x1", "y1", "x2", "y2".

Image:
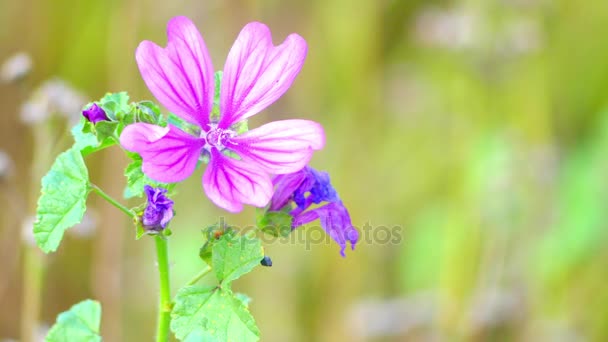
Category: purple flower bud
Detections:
[
  {"x1": 82, "y1": 103, "x2": 108, "y2": 123},
  {"x1": 268, "y1": 166, "x2": 359, "y2": 257},
  {"x1": 142, "y1": 185, "x2": 174, "y2": 232}
]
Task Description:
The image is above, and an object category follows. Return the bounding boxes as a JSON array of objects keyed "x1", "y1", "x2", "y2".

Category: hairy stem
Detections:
[
  {"x1": 90, "y1": 183, "x2": 136, "y2": 220},
  {"x1": 155, "y1": 235, "x2": 171, "y2": 342}
]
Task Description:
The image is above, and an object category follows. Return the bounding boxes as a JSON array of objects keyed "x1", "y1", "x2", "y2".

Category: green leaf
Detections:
[
  {"x1": 171, "y1": 285, "x2": 259, "y2": 342},
  {"x1": 199, "y1": 224, "x2": 237, "y2": 266},
  {"x1": 134, "y1": 101, "x2": 164, "y2": 125},
  {"x1": 257, "y1": 210, "x2": 293, "y2": 237},
  {"x1": 213, "y1": 234, "x2": 263, "y2": 285},
  {"x1": 71, "y1": 120, "x2": 115, "y2": 156},
  {"x1": 183, "y1": 329, "x2": 217, "y2": 342},
  {"x1": 99, "y1": 91, "x2": 130, "y2": 121},
  {"x1": 34, "y1": 147, "x2": 90, "y2": 253},
  {"x1": 235, "y1": 293, "x2": 252, "y2": 308},
  {"x1": 94, "y1": 121, "x2": 119, "y2": 142},
  {"x1": 45, "y1": 299, "x2": 102, "y2": 342}
]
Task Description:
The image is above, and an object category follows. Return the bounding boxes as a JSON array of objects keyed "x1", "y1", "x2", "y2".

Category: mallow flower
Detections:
[
  {"x1": 142, "y1": 185, "x2": 174, "y2": 232},
  {"x1": 120, "y1": 16, "x2": 324, "y2": 212},
  {"x1": 270, "y1": 166, "x2": 359, "y2": 257}
]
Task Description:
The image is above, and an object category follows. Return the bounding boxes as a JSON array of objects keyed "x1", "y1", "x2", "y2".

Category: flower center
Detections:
[{"x1": 202, "y1": 125, "x2": 235, "y2": 151}]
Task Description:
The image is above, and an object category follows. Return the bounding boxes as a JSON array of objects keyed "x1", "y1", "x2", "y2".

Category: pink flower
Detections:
[{"x1": 120, "y1": 16, "x2": 324, "y2": 212}]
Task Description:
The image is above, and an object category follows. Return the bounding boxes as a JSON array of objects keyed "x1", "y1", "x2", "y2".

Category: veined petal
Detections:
[
  {"x1": 293, "y1": 202, "x2": 359, "y2": 257},
  {"x1": 203, "y1": 149, "x2": 273, "y2": 213},
  {"x1": 219, "y1": 22, "x2": 307, "y2": 128},
  {"x1": 269, "y1": 170, "x2": 307, "y2": 211},
  {"x1": 120, "y1": 123, "x2": 204, "y2": 183},
  {"x1": 136, "y1": 16, "x2": 214, "y2": 128},
  {"x1": 230, "y1": 120, "x2": 324, "y2": 174}
]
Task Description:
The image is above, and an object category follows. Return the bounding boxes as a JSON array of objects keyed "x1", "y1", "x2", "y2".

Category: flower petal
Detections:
[
  {"x1": 120, "y1": 123, "x2": 204, "y2": 183},
  {"x1": 219, "y1": 22, "x2": 307, "y2": 128},
  {"x1": 269, "y1": 170, "x2": 308, "y2": 211},
  {"x1": 293, "y1": 202, "x2": 359, "y2": 257},
  {"x1": 203, "y1": 149, "x2": 273, "y2": 213},
  {"x1": 136, "y1": 16, "x2": 214, "y2": 128},
  {"x1": 230, "y1": 120, "x2": 324, "y2": 174}
]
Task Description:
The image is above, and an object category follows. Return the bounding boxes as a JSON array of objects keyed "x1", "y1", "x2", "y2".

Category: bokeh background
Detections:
[{"x1": 2, "y1": 0, "x2": 608, "y2": 341}]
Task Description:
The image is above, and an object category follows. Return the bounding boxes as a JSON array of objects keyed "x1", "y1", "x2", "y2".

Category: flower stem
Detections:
[
  {"x1": 186, "y1": 266, "x2": 212, "y2": 286},
  {"x1": 155, "y1": 235, "x2": 171, "y2": 342},
  {"x1": 20, "y1": 245, "x2": 45, "y2": 342},
  {"x1": 90, "y1": 183, "x2": 136, "y2": 220}
]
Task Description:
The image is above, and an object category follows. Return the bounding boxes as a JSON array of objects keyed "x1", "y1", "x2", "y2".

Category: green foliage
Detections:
[
  {"x1": 34, "y1": 147, "x2": 90, "y2": 253},
  {"x1": 212, "y1": 233, "x2": 263, "y2": 286},
  {"x1": 98, "y1": 91, "x2": 131, "y2": 121},
  {"x1": 71, "y1": 120, "x2": 115, "y2": 157},
  {"x1": 45, "y1": 299, "x2": 102, "y2": 342},
  {"x1": 171, "y1": 285, "x2": 259, "y2": 342},
  {"x1": 256, "y1": 210, "x2": 293, "y2": 237},
  {"x1": 199, "y1": 223, "x2": 237, "y2": 266},
  {"x1": 174, "y1": 233, "x2": 263, "y2": 341}
]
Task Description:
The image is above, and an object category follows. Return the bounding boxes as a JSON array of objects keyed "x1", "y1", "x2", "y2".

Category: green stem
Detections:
[
  {"x1": 186, "y1": 266, "x2": 212, "y2": 286},
  {"x1": 20, "y1": 245, "x2": 45, "y2": 342},
  {"x1": 155, "y1": 235, "x2": 172, "y2": 342},
  {"x1": 90, "y1": 183, "x2": 136, "y2": 220}
]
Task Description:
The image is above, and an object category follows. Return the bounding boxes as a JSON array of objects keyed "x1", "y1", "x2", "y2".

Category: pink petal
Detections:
[
  {"x1": 120, "y1": 123, "x2": 204, "y2": 183},
  {"x1": 203, "y1": 149, "x2": 273, "y2": 212},
  {"x1": 230, "y1": 120, "x2": 325, "y2": 174},
  {"x1": 136, "y1": 16, "x2": 214, "y2": 128},
  {"x1": 219, "y1": 22, "x2": 307, "y2": 128}
]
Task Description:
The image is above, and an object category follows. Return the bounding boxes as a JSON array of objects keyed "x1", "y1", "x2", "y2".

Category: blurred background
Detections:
[{"x1": 2, "y1": 0, "x2": 608, "y2": 341}]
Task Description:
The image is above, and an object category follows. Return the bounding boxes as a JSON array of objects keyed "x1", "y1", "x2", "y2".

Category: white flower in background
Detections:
[
  {"x1": 1, "y1": 52, "x2": 32, "y2": 83},
  {"x1": 20, "y1": 78, "x2": 86, "y2": 125}
]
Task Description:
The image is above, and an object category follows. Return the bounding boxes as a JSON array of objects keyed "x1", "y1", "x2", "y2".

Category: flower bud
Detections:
[
  {"x1": 142, "y1": 185, "x2": 174, "y2": 232},
  {"x1": 82, "y1": 103, "x2": 109, "y2": 124}
]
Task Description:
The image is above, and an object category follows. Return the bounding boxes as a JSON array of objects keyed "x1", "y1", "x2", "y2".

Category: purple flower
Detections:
[
  {"x1": 142, "y1": 185, "x2": 174, "y2": 232},
  {"x1": 270, "y1": 167, "x2": 359, "y2": 257},
  {"x1": 119, "y1": 17, "x2": 324, "y2": 212},
  {"x1": 82, "y1": 103, "x2": 108, "y2": 123}
]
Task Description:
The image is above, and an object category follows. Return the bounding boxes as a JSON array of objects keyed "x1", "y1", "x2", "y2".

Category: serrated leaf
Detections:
[
  {"x1": 99, "y1": 92, "x2": 130, "y2": 120},
  {"x1": 235, "y1": 293, "x2": 252, "y2": 308},
  {"x1": 213, "y1": 234, "x2": 263, "y2": 285},
  {"x1": 71, "y1": 120, "x2": 115, "y2": 156},
  {"x1": 34, "y1": 147, "x2": 90, "y2": 253},
  {"x1": 45, "y1": 299, "x2": 102, "y2": 342},
  {"x1": 171, "y1": 285, "x2": 259, "y2": 342},
  {"x1": 94, "y1": 121, "x2": 119, "y2": 142},
  {"x1": 257, "y1": 210, "x2": 293, "y2": 237},
  {"x1": 135, "y1": 101, "x2": 164, "y2": 125},
  {"x1": 199, "y1": 225, "x2": 237, "y2": 265}
]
